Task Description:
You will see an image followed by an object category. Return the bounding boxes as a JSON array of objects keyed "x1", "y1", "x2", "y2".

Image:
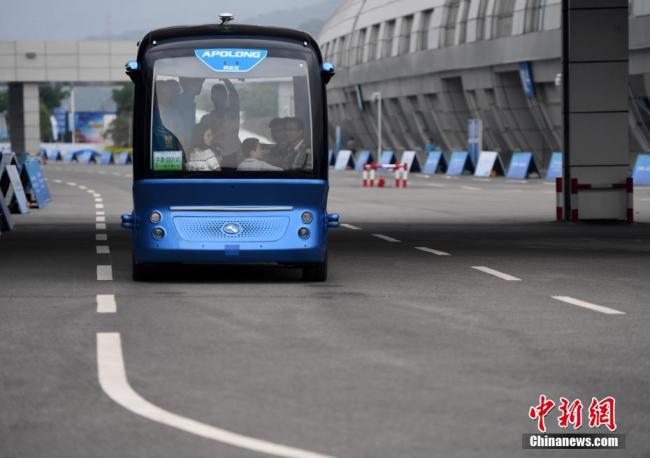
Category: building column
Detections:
[
  {"x1": 562, "y1": 0, "x2": 629, "y2": 220},
  {"x1": 8, "y1": 82, "x2": 40, "y2": 155}
]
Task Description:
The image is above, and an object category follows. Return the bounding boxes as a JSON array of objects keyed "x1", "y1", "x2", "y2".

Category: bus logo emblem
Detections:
[
  {"x1": 195, "y1": 48, "x2": 268, "y2": 73},
  {"x1": 223, "y1": 223, "x2": 241, "y2": 235}
]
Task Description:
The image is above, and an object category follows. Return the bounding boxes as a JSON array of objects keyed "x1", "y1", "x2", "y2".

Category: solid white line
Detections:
[
  {"x1": 66, "y1": 181, "x2": 77, "y2": 186},
  {"x1": 461, "y1": 186, "x2": 480, "y2": 191},
  {"x1": 471, "y1": 266, "x2": 521, "y2": 281},
  {"x1": 96, "y1": 245, "x2": 110, "y2": 254},
  {"x1": 96, "y1": 216, "x2": 106, "y2": 222},
  {"x1": 97, "y1": 294, "x2": 116, "y2": 313},
  {"x1": 96, "y1": 233, "x2": 108, "y2": 241},
  {"x1": 96, "y1": 223, "x2": 107, "y2": 230},
  {"x1": 340, "y1": 223, "x2": 362, "y2": 230},
  {"x1": 97, "y1": 265, "x2": 113, "y2": 281},
  {"x1": 371, "y1": 233, "x2": 401, "y2": 243},
  {"x1": 96, "y1": 204, "x2": 104, "y2": 209},
  {"x1": 97, "y1": 333, "x2": 335, "y2": 458},
  {"x1": 551, "y1": 296, "x2": 625, "y2": 315},
  {"x1": 415, "y1": 246, "x2": 451, "y2": 256}
]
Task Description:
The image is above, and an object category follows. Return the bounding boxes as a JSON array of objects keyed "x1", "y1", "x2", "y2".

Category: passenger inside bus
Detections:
[
  {"x1": 207, "y1": 79, "x2": 241, "y2": 168},
  {"x1": 186, "y1": 117, "x2": 221, "y2": 171},
  {"x1": 237, "y1": 137, "x2": 281, "y2": 171}
]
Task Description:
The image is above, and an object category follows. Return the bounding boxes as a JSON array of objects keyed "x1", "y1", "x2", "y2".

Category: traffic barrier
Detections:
[
  {"x1": 46, "y1": 149, "x2": 61, "y2": 161},
  {"x1": 116, "y1": 152, "x2": 132, "y2": 165},
  {"x1": 400, "y1": 150, "x2": 422, "y2": 172},
  {"x1": 334, "y1": 149, "x2": 355, "y2": 170},
  {"x1": 474, "y1": 151, "x2": 505, "y2": 177},
  {"x1": 99, "y1": 151, "x2": 115, "y2": 165},
  {"x1": 446, "y1": 151, "x2": 474, "y2": 176},
  {"x1": 632, "y1": 153, "x2": 650, "y2": 186},
  {"x1": 354, "y1": 150, "x2": 373, "y2": 171},
  {"x1": 507, "y1": 152, "x2": 540, "y2": 179},
  {"x1": 422, "y1": 151, "x2": 447, "y2": 174},
  {"x1": 2, "y1": 163, "x2": 30, "y2": 214},
  {"x1": 362, "y1": 163, "x2": 408, "y2": 188},
  {"x1": 379, "y1": 150, "x2": 396, "y2": 165},
  {"x1": 63, "y1": 151, "x2": 77, "y2": 163},
  {"x1": 76, "y1": 149, "x2": 98, "y2": 164},
  {"x1": 21, "y1": 158, "x2": 51, "y2": 208},
  {"x1": 328, "y1": 149, "x2": 334, "y2": 166},
  {"x1": 546, "y1": 152, "x2": 563, "y2": 180},
  {"x1": 0, "y1": 164, "x2": 15, "y2": 231},
  {"x1": 558, "y1": 177, "x2": 634, "y2": 223}
]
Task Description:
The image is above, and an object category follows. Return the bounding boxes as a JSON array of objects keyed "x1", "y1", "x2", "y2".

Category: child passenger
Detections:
[{"x1": 237, "y1": 138, "x2": 282, "y2": 171}]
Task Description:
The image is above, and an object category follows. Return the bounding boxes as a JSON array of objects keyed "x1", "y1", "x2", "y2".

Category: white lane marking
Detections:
[
  {"x1": 78, "y1": 185, "x2": 87, "y2": 190},
  {"x1": 415, "y1": 246, "x2": 451, "y2": 256},
  {"x1": 471, "y1": 266, "x2": 521, "y2": 281},
  {"x1": 97, "y1": 265, "x2": 113, "y2": 281},
  {"x1": 87, "y1": 189, "x2": 95, "y2": 194},
  {"x1": 641, "y1": 198, "x2": 650, "y2": 202},
  {"x1": 551, "y1": 296, "x2": 625, "y2": 315},
  {"x1": 96, "y1": 233, "x2": 108, "y2": 241},
  {"x1": 97, "y1": 294, "x2": 116, "y2": 313},
  {"x1": 96, "y1": 216, "x2": 106, "y2": 222},
  {"x1": 426, "y1": 183, "x2": 445, "y2": 188},
  {"x1": 340, "y1": 223, "x2": 362, "y2": 230},
  {"x1": 472, "y1": 178, "x2": 491, "y2": 182},
  {"x1": 95, "y1": 198, "x2": 104, "y2": 203},
  {"x1": 66, "y1": 181, "x2": 77, "y2": 186},
  {"x1": 371, "y1": 233, "x2": 401, "y2": 243},
  {"x1": 461, "y1": 186, "x2": 480, "y2": 191},
  {"x1": 97, "y1": 333, "x2": 335, "y2": 458},
  {"x1": 52, "y1": 179, "x2": 62, "y2": 184},
  {"x1": 93, "y1": 193, "x2": 102, "y2": 198},
  {"x1": 98, "y1": 170, "x2": 106, "y2": 175},
  {"x1": 96, "y1": 211, "x2": 105, "y2": 216},
  {"x1": 111, "y1": 172, "x2": 120, "y2": 176},
  {"x1": 96, "y1": 204, "x2": 104, "y2": 209},
  {"x1": 506, "y1": 180, "x2": 528, "y2": 184},
  {"x1": 96, "y1": 245, "x2": 110, "y2": 254},
  {"x1": 96, "y1": 223, "x2": 107, "y2": 230}
]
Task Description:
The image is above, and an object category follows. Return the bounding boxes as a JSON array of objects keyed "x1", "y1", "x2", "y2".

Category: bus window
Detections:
[{"x1": 151, "y1": 56, "x2": 313, "y2": 174}]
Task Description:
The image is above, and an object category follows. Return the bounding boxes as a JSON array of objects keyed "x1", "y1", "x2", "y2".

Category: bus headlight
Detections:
[
  {"x1": 298, "y1": 227, "x2": 310, "y2": 239},
  {"x1": 152, "y1": 227, "x2": 165, "y2": 240},
  {"x1": 301, "y1": 211, "x2": 313, "y2": 224},
  {"x1": 150, "y1": 211, "x2": 162, "y2": 224}
]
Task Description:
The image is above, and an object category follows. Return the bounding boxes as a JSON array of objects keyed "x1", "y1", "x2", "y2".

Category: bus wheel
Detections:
[
  {"x1": 302, "y1": 257, "x2": 327, "y2": 282},
  {"x1": 132, "y1": 254, "x2": 154, "y2": 281}
]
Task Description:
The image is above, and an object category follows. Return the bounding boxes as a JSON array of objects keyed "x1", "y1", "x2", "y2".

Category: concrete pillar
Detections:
[
  {"x1": 8, "y1": 82, "x2": 40, "y2": 155},
  {"x1": 562, "y1": 0, "x2": 629, "y2": 220}
]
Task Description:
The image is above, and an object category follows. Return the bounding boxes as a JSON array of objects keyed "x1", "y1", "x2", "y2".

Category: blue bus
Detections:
[{"x1": 121, "y1": 15, "x2": 339, "y2": 281}]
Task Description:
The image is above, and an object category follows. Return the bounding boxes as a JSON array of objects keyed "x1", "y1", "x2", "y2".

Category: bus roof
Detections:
[{"x1": 138, "y1": 24, "x2": 322, "y2": 61}]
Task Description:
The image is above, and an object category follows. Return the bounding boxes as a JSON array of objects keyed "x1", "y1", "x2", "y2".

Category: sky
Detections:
[{"x1": 0, "y1": 0, "x2": 336, "y2": 40}]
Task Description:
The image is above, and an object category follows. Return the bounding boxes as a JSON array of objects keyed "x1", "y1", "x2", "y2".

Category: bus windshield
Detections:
[{"x1": 151, "y1": 54, "x2": 313, "y2": 175}]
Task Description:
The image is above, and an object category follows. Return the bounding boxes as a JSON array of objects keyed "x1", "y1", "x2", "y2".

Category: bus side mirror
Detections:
[
  {"x1": 121, "y1": 212, "x2": 135, "y2": 230},
  {"x1": 125, "y1": 60, "x2": 140, "y2": 84},
  {"x1": 327, "y1": 213, "x2": 340, "y2": 228},
  {"x1": 322, "y1": 62, "x2": 335, "y2": 85}
]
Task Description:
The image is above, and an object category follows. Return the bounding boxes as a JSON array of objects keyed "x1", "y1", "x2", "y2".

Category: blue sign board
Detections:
[
  {"x1": 76, "y1": 150, "x2": 97, "y2": 164},
  {"x1": 116, "y1": 152, "x2": 132, "y2": 165},
  {"x1": 446, "y1": 151, "x2": 474, "y2": 176},
  {"x1": 354, "y1": 150, "x2": 373, "y2": 171},
  {"x1": 63, "y1": 151, "x2": 76, "y2": 163},
  {"x1": 334, "y1": 150, "x2": 354, "y2": 170},
  {"x1": 518, "y1": 62, "x2": 535, "y2": 98},
  {"x1": 474, "y1": 151, "x2": 505, "y2": 177},
  {"x1": 46, "y1": 149, "x2": 61, "y2": 161},
  {"x1": 422, "y1": 151, "x2": 446, "y2": 174},
  {"x1": 195, "y1": 49, "x2": 268, "y2": 73},
  {"x1": 99, "y1": 151, "x2": 114, "y2": 165},
  {"x1": 632, "y1": 153, "x2": 650, "y2": 186},
  {"x1": 22, "y1": 159, "x2": 51, "y2": 208},
  {"x1": 507, "y1": 152, "x2": 539, "y2": 179},
  {"x1": 546, "y1": 152, "x2": 563, "y2": 180},
  {"x1": 5, "y1": 164, "x2": 29, "y2": 214},
  {"x1": 400, "y1": 151, "x2": 422, "y2": 172},
  {"x1": 379, "y1": 150, "x2": 396, "y2": 165},
  {"x1": 328, "y1": 149, "x2": 334, "y2": 166}
]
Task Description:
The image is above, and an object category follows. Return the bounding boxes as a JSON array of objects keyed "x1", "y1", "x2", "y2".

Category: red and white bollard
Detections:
[{"x1": 555, "y1": 177, "x2": 563, "y2": 221}]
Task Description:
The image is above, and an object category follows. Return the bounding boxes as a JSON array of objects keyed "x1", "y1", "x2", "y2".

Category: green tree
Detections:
[
  {"x1": 39, "y1": 83, "x2": 68, "y2": 141},
  {"x1": 105, "y1": 84, "x2": 133, "y2": 147}
]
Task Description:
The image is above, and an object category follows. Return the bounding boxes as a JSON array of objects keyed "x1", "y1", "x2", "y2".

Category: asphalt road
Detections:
[{"x1": 1, "y1": 163, "x2": 650, "y2": 457}]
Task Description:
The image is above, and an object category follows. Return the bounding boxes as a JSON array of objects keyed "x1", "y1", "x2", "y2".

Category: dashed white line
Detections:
[
  {"x1": 96, "y1": 216, "x2": 106, "y2": 222},
  {"x1": 97, "y1": 333, "x2": 335, "y2": 458},
  {"x1": 97, "y1": 265, "x2": 113, "y2": 281},
  {"x1": 415, "y1": 246, "x2": 451, "y2": 256},
  {"x1": 96, "y1": 233, "x2": 108, "y2": 241},
  {"x1": 96, "y1": 223, "x2": 106, "y2": 230},
  {"x1": 472, "y1": 178, "x2": 491, "y2": 182},
  {"x1": 371, "y1": 233, "x2": 401, "y2": 243},
  {"x1": 96, "y1": 294, "x2": 116, "y2": 313},
  {"x1": 96, "y1": 245, "x2": 110, "y2": 254},
  {"x1": 461, "y1": 186, "x2": 480, "y2": 191},
  {"x1": 66, "y1": 181, "x2": 77, "y2": 186},
  {"x1": 96, "y1": 211, "x2": 105, "y2": 216},
  {"x1": 551, "y1": 296, "x2": 625, "y2": 315},
  {"x1": 96, "y1": 204, "x2": 104, "y2": 209},
  {"x1": 52, "y1": 179, "x2": 62, "y2": 184},
  {"x1": 95, "y1": 198, "x2": 104, "y2": 203},
  {"x1": 471, "y1": 266, "x2": 521, "y2": 281},
  {"x1": 426, "y1": 183, "x2": 445, "y2": 188},
  {"x1": 78, "y1": 185, "x2": 87, "y2": 190},
  {"x1": 340, "y1": 223, "x2": 362, "y2": 230}
]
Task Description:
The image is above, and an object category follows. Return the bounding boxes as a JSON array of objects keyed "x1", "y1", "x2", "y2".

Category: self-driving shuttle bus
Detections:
[{"x1": 121, "y1": 14, "x2": 339, "y2": 281}]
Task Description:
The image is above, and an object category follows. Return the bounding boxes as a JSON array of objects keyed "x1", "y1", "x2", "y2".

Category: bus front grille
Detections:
[{"x1": 173, "y1": 216, "x2": 290, "y2": 242}]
